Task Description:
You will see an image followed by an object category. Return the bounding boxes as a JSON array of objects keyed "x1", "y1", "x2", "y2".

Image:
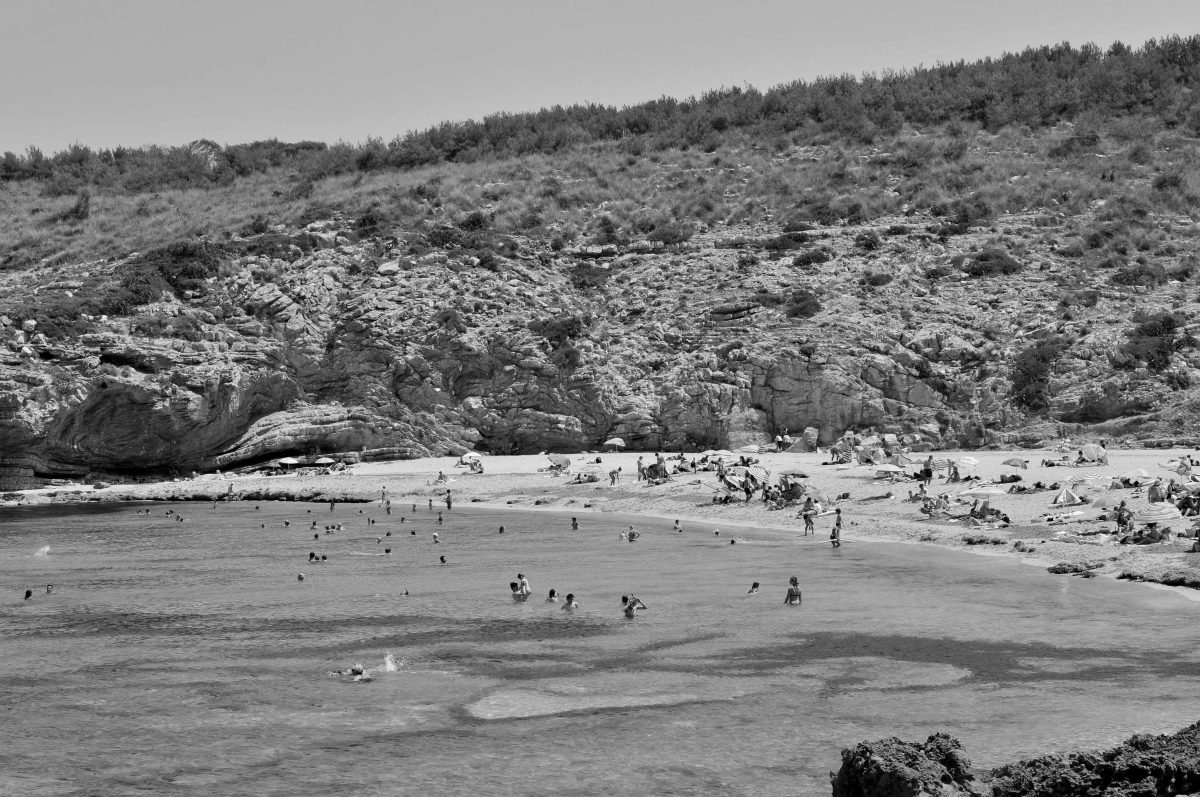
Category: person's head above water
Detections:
[{"x1": 548, "y1": 589, "x2": 556, "y2": 598}]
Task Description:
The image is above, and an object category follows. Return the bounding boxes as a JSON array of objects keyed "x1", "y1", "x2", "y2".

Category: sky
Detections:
[{"x1": 4, "y1": 0, "x2": 1200, "y2": 154}]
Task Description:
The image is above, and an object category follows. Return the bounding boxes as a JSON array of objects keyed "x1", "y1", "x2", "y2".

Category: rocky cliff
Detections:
[
  {"x1": 832, "y1": 722, "x2": 1200, "y2": 796},
  {"x1": 2, "y1": 204, "x2": 1198, "y2": 487}
]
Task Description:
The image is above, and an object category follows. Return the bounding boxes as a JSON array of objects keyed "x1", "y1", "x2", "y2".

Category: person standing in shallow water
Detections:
[
  {"x1": 784, "y1": 577, "x2": 802, "y2": 605},
  {"x1": 831, "y1": 509, "x2": 843, "y2": 548}
]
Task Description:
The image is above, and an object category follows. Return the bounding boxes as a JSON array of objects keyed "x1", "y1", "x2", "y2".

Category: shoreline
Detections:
[{"x1": 8, "y1": 447, "x2": 1200, "y2": 597}]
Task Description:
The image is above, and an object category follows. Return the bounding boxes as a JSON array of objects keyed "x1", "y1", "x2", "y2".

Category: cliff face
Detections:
[{"x1": 2, "y1": 210, "x2": 1197, "y2": 485}]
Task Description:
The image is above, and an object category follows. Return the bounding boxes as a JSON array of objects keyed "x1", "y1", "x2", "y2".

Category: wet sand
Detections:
[{"x1": 13, "y1": 446, "x2": 1200, "y2": 594}]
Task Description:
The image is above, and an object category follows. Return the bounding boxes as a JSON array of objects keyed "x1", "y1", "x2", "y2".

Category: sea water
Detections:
[{"x1": 2, "y1": 501, "x2": 1199, "y2": 796}]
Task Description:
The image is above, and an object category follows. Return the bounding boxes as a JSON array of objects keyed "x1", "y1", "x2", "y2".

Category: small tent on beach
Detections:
[{"x1": 1051, "y1": 486, "x2": 1086, "y2": 506}]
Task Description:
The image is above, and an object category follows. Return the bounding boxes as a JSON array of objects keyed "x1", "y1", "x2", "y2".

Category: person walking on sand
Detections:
[
  {"x1": 784, "y1": 576, "x2": 802, "y2": 605},
  {"x1": 637, "y1": 456, "x2": 646, "y2": 482},
  {"x1": 609, "y1": 467, "x2": 622, "y2": 486},
  {"x1": 830, "y1": 509, "x2": 843, "y2": 548}
]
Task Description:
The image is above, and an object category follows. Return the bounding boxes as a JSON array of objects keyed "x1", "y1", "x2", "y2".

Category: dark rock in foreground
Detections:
[{"x1": 832, "y1": 721, "x2": 1200, "y2": 796}]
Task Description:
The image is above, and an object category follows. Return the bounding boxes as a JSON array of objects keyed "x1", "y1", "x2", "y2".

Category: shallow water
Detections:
[{"x1": 2, "y1": 501, "x2": 1199, "y2": 796}]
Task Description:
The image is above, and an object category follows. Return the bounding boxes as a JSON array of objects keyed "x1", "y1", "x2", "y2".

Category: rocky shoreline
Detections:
[{"x1": 832, "y1": 720, "x2": 1200, "y2": 796}]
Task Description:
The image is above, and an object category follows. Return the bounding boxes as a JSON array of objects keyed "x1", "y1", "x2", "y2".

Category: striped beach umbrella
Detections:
[{"x1": 1132, "y1": 504, "x2": 1182, "y2": 524}]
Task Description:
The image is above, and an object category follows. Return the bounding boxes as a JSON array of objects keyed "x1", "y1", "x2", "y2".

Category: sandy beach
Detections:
[{"x1": 12, "y1": 446, "x2": 1200, "y2": 594}]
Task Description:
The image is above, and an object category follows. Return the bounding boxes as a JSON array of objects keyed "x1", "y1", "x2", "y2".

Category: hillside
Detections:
[{"x1": 3, "y1": 40, "x2": 1200, "y2": 487}]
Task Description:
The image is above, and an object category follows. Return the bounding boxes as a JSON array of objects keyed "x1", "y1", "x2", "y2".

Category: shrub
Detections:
[
  {"x1": 764, "y1": 231, "x2": 811, "y2": 251},
  {"x1": 1118, "y1": 309, "x2": 1193, "y2": 372},
  {"x1": 458, "y1": 210, "x2": 490, "y2": 231},
  {"x1": 885, "y1": 224, "x2": 909, "y2": 236},
  {"x1": 1111, "y1": 262, "x2": 1167, "y2": 288},
  {"x1": 1011, "y1": 335, "x2": 1070, "y2": 411},
  {"x1": 861, "y1": 270, "x2": 893, "y2": 286},
  {"x1": 961, "y1": 249, "x2": 1022, "y2": 277},
  {"x1": 570, "y1": 263, "x2": 609, "y2": 291},
  {"x1": 529, "y1": 314, "x2": 587, "y2": 346},
  {"x1": 785, "y1": 289, "x2": 822, "y2": 318},
  {"x1": 854, "y1": 231, "x2": 882, "y2": 251},
  {"x1": 792, "y1": 247, "x2": 831, "y2": 268},
  {"x1": 647, "y1": 220, "x2": 695, "y2": 246}
]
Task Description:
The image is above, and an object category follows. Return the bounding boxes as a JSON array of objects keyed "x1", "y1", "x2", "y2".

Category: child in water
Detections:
[{"x1": 562, "y1": 593, "x2": 580, "y2": 611}]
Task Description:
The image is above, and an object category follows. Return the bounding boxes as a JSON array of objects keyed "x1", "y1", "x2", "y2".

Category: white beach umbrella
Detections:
[
  {"x1": 314, "y1": 456, "x2": 335, "y2": 465},
  {"x1": 874, "y1": 464, "x2": 904, "y2": 474},
  {"x1": 603, "y1": 437, "x2": 626, "y2": 448},
  {"x1": 277, "y1": 457, "x2": 300, "y2": 466}
]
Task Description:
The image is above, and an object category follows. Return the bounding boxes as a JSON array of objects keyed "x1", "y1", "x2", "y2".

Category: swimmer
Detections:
[
  {"x1": 309, "y1": 552, "x2": 317, "y2": 562},
  {"x1": 298, "y1": 573, "x2": 305, "y2": 581},
  {"x1": 510, "y1": 582, "x2": 528, "y2": 602},
  {"x1": 330, "y1": 501, "x2": 335, "y2": 512},
  {"x1": 714, "y1": 529, "x2": 720, "y2": 536},
  {"x1": 432, "y1": 532, "x2": 439, "y2": 544},
  {"x1": 46, "y1": 584, "x2": 53, "y2": 594},
  {"x1": 385, "y1": 531, "x2": 391, "y2": 537},
  {"x1": 621, "y1": 595, "x2": 647, "y2": 618},
  {"x1": 358, "y1": 509, "x2": 364, "y2": 514},
  {"x1": 546, "y1": 589, "x2": 558, "y2": 602},
  {"x1": 321, "y1": 555, "x2": 328, "y2": 562},
  {"x1": 562, "y1": 593, "x2": 579, "y2": 611},
  {"x1": 384, "y1": 548, "x2": 391, "y2": 555},
  {"x1": 283, "y1": 521, "x2": 290, "y2": 527},
  {"x1": 437, "y1": 512, "x2": 443, "y2": 525},
  {"x1": 24, "y1": 589, "x2": 33, "y2": 601},
  {"x1": 571, "y1": 517, "x2": 579, "y2": 530},
  {"x1": 784, "y1": 576, "x2": 802, "y2": 606},
  {"x1": 747, "y1": 582, "x2": 759, "y2": 594},
  {"x1": 314, "y1": 533, "x2": 319, "y2": 540},
  {"x1": 400, "y1": 517, "x2": 406, "y2": 523},
  {"x1": 439, "y1": 555, "x2": 446, "y2": 564},
  {"x1": 377, "y1": 537, "x2": 383, "y2": 544},
  {"x1": 498, "y1": 525, "x2": 505, "y2": 534},
  {"x1": 311, "y1": 521, "x2": 318, "y2": 529},
  {"x1": 674, "y1": 520, "x2": 682, "y2": 533},
  {"x1": 517, "y1": 573, "x2": 531, "y2": 596}
]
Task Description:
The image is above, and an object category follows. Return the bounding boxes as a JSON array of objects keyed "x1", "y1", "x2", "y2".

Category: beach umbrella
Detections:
[
  {"x1": 1080, "y1": 443, "x2": 1108, "y2": 463},
  {"x1": 874, "y1": 464, "x2": 904, "y2": 474},
  {"x1": 928, "y1": 457, "x2": 953, "y2": 471},
  {"x1": 1002, "y1": 458, "x2": 1028, "y2": 469},
  {"x1": 778, "y1": 469, "x2": 808, "y2": 478},
  {"x1": 314, "y1": 456, "x2": 335, "y2": 465},
  {"x1": 603, "y1": 437, "x2": 625, "y2": 449},
  {"x1": 958, "y1": 485, "x2": 1007, "y2": 498},
  {"x1": 277, "y1": 456, "x2": 300, "y2": 466},
  {"x1": 1132, "y1": 504, "x2": 1182, "y2": 524},
  {"x1": 548, "y1": 454, "x2": 571, "y2": 467}
]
